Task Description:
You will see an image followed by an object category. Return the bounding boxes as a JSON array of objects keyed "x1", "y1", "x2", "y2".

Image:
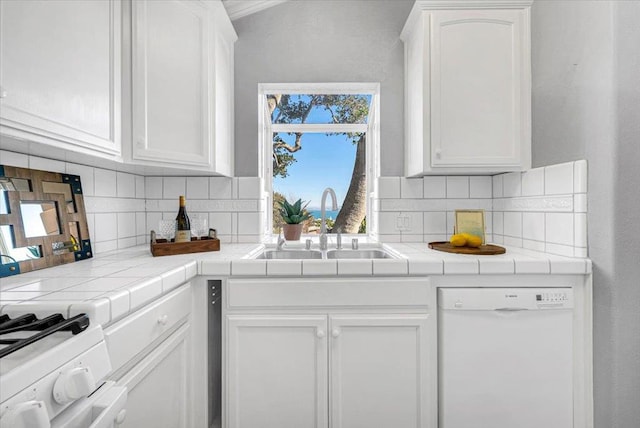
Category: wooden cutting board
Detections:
[{"x1": 428, "y1": 241, "x2": 506, "y2": 255}]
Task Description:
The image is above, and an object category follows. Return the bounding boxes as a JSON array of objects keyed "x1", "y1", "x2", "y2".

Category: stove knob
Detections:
[
  {"x1": 53, "y1": 367, "x2": 95, "y2": 404},
  {"x1": 0, "y1": 400, "x2": 50, "y2": 428}
]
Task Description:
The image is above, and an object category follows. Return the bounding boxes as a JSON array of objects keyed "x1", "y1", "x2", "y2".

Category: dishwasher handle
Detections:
[{"x1": 494, "y1": 307, "x2": 529, "y2": 312}]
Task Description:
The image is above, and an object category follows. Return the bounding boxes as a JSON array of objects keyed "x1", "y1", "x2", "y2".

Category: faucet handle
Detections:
[
  {"x1": 305, "y1": 239, "x2": 313, "y2": 250},
  {"x1": 351, "y1": 238, "x2": 359, "y2": 250},
  {"x1": 336, "y1": 230, "x2": 342, "y2": 249}
]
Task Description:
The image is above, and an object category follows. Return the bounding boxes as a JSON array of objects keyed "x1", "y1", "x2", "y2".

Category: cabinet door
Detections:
[
  {"x1": 212, "y1": 4, "x2": 236, "y2": 176},
  {"x1": 430, "y1": 9, "x2": 529, "y2": 169},
  {"x1": 330, "y1": 314, "x2": 430, "y2": 428},
  {"x1": 117, "y1": 323, "x2": 192, "y2": 428},
  {"x1": 0, "y1": 0, "x2": 121, "y2": 157},
  {"x1": 227, "y1": 315, "x2": 328, "y2": 428},
  {"x1": 132, "y1": 0, "x2": 212, "y2": 169}
]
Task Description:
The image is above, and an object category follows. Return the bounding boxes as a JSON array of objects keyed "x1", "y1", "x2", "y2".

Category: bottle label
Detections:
[{"x1": 175, "y1": 230, "x2": 191, "y2": 243}]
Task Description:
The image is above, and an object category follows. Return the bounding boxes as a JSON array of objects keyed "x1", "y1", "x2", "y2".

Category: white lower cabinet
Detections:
[
  {"x1": 226, "y1": 315, "x2": 328, "y2": 428},
  {"x1": 117, "y1": 323, "x2": 192, "y2": 428},
  {"x1": 330, "y1": 315, "x2": 429, "y2": 428},
  {"x1": 226, "y1": 313, "x2": 429, "y2": 428}
]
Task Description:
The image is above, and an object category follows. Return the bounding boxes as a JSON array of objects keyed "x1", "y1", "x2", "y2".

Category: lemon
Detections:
[
  {"x1": 462, "y1": 233, "x2": 483, "y2": 248},
  {"x1": 449, "y1": 234, "x2": 467, "y2": 247}
]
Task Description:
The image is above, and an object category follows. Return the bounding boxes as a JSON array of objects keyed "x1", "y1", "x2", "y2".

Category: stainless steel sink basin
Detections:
[
  {"x1": 326, "y1": 249, "x2": 395, "y2": 259},
  {"x1": 254, "y1": 250, "x2": 323, "y2": 260}
]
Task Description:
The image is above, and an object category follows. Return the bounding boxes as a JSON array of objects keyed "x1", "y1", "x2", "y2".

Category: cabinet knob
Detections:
[
  {"x1": 332, "y1": 329, "x2": 341, "y2": 338},
  {"x1": 316, "y1": 329, "x2": 325, "y2": 339},
  {"x1": 0, "y1": 87, "x2": 7, "y2": 99},
  {"x1": 137, "y1": 138, "x2": 145, "y2": 148},
  {"x1": 157, "y1": 315, "x2": 169, "y2": 326},
  {"x1": 435, "y1": 149, "x2": 442, "y2": 159},
  {"x1": 115, "y1": 409, "x2": 127, "y2": 424}
]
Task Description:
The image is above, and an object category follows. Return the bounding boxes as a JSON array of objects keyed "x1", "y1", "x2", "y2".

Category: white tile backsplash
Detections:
[
  {"x1": 521, "y1": 167, "x2": 544, "y2": 196},
  {"x1": 574, "y1": 160, "x2": 588, "y2": 193},
  {"x1": 378, "y1": 177, "x2": 401, "y2": 199},
  {"x1": 502, "y1": 172, "x2": 522, "y2": 197},
  {"x1": 2, "y1": 148, "x2": 588, "y2": 258},
  {"x1": 545, "y1": 213, "x2": 574, "y2": 246},
  {"x1": 209, "y1": 177, "x2": 233, "y2": 199},
  {"x1": 423, "y1": 176, "x2": 446, "y2": 199},
  {"x1": 163, "y1": 177, "x2": 186, "y2": 199},
  {"x1": 0, "y1": 150, "x2": 29, "y2": 168},
  {"x1": 401, "y1": 178, "x2": 423, "y2": 199},
  {"x1": 522, "y1": 212, "x2": 545, "y2": 241},
  {"x1": 504, "y1": 212, "x2": 523, "y2": 238},
  {"x1": 545, "y1": 162, "x2": 574, "y2": 195},
  {"x1": 492, "y1": 175, "x2": 503, "y2": 198},
  {"x1": 145, "y1": 177, "x2": 163, "y2": 199},
  {"x1": 423, "y1": 212, "x2": 447, "y2": 234},
  {"x1": 187, "y1": 177, "x2": 210, "y2": 199},
  {"x1": 469, "y1": 176, "x2": 492, "y2": 198},
  {"x1": 117, "y1": 172, "x2": 136, "y2": 198},
  {"x1": 446, "y1": 176, "x2": 469, "y2": 198},
  {"x1": 95, "y1": 169, "x2": 117, "y2": 197},
  {"x1": 237, "y1": 177, "x2": 262, "y2": 199}
]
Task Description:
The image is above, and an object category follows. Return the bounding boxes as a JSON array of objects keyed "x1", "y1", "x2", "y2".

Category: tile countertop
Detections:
[{"x1": 0, "y1": 242, "x2": 591, "y2": 327}]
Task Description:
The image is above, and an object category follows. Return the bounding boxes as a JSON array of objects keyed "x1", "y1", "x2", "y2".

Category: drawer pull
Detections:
[
  {"x1": 157, "y1": 315, "x2": 169, "y2": 326},
  {"x1": 332, "y1": 329, "x2": 341, "y2": 338}
]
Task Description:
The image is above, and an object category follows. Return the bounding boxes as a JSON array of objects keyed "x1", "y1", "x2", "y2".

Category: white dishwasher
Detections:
[{"x1": 438, "y1": 288, "x2": 573, "y2": 428}]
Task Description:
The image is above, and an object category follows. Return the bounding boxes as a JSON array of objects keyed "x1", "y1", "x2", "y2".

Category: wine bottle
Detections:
[{"x1": 175, "y1": 195, "x2": 191, "y2": 242}]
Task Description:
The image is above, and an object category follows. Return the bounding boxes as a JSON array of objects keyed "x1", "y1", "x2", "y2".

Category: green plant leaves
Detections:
[{"x1": 278, "y1": 198, "x2": 311, "y2": 224}]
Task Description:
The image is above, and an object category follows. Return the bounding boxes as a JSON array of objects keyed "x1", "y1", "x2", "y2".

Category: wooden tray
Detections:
[
  {"x1": 150, "y1": 229, "x2": 220, "y2": 257},
  {"x1": 428, "y1": 241, "x2": 506, "y2": 255}
]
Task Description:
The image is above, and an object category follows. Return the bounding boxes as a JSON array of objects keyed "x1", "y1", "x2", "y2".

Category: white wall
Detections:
[
  {"x1": 531, "y1": 1, "x2": 640, "y2": 426},
  {"x1": 233, "y1": 0, "x2": 414, "y2": 176}
]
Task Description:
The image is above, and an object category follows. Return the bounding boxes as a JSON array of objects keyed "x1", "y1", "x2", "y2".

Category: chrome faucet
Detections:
[
  {"x1": 276, "y1": 228, "x2": 286, "y2": 250},
  {"x1": 319, "y1": 188, "x2": 338, "y2": 250}
]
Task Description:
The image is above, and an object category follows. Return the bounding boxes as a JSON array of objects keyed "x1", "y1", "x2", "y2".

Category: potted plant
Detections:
[{"x1": 278, "y1": 198, "x2": 311, "y2": 241}]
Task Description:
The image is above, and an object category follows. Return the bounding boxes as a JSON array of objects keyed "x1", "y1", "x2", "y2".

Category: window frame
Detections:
[{"x1": 258, "y1": 83, "x2": 380, "y2": 238}]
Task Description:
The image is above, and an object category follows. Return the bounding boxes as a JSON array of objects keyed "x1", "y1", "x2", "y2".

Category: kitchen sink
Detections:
[
  {"x1": 250, "y1": 247, "x2": 400, "y2": 260},
  {"x1": 254, "y1": 250, "x2": 323, "y2": 260},
  {"x1": 326, "y1": 249, "x2": 395, "y2": 259}
]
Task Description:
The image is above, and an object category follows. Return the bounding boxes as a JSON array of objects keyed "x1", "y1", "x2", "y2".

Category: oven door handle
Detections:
[{"x1": 88, "y1": 385, "x2": 127, "y2": 428}]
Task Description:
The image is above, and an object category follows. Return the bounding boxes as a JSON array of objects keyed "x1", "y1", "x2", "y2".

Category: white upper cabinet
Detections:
[
  {"x1": 130, "y1": 0, "x2": 236, "y2": 174},
  {"x1": 0, "y1": 0, "x2": 121, "y2": 158},
  {"x1": 401, "y1": 0, "x2": 532, "y2": 176}
]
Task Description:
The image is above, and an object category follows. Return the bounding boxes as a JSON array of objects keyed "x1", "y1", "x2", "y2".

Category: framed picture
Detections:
[{"x1": 455, "y1": 210, "x2": 486, "y2": 244}]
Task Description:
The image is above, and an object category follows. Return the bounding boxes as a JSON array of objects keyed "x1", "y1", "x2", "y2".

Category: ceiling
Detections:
[{"x1": 222, "y1": 0, "x2": 289, "y2": 21}]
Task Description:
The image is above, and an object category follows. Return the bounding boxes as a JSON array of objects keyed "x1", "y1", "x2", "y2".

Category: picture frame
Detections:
[{"x1": 454, "y1": 209, "x2": 486, "y2": 244}]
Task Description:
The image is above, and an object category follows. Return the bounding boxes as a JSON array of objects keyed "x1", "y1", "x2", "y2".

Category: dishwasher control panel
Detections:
[{"x1": 438, "y1": 288, "x2": 574, "y2": 310}]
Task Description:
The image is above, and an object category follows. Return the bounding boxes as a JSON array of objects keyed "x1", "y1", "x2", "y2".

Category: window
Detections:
[{"x1": 259, "y1": 83, "x2": 380, "y2": 237}]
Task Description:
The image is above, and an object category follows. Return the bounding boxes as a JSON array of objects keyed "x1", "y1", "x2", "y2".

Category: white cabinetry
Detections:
[
  {"x1": 130, "y1": 0, "x2": 236, "y2": 173},
  {"x1": 225, "y1": 278, "x2": 431, "y2": 428},
  {"x1": 104, "y1": 283, "x2": 194, "y2": 428},
  {"x1": 401, "y1": 1, "x2": 532, "y2": 175},
  {"x1": 330, "y1": 315, "x2": 429, "y2": 428},
  {"x1": 0, "y1": 0, "x2": 121, "y2": 158},
  {"x1": 118, "y1": 323, "x2": 191, "y2": 428},
  {"x1": 227, "y1": 315, "x2": 328, "y2": 428}
]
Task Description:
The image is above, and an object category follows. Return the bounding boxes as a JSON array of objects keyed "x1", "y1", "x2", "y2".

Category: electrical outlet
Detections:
[{"x1": 396, "y1": 214, "x2": 411, "y2": 232}]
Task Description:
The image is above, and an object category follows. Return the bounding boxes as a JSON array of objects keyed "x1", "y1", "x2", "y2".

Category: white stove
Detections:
[{"x1": 0, "y1": 313, "x2": 127, "y2": 428}]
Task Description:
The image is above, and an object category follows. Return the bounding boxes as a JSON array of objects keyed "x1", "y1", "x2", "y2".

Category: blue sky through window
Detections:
[
  {"x1": 273, "y1": 132, "x2": 357, "y2": 210},
  {"x1": 271, "y1": 94, "x2": 371, "y2": 211}
]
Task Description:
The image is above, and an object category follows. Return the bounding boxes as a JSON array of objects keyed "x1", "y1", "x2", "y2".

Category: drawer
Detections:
[
  {"x1": 227, "y1": 278, "x2": 430, "y2": 308},
  {"x1": 105, "y1": 283, "x2": 191, "y2": 371}
]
